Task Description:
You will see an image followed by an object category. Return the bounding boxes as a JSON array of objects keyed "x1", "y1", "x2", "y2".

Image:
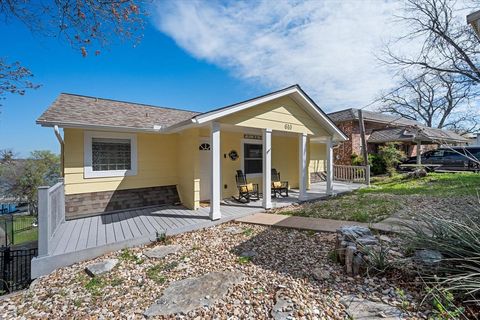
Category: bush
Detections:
[
  {"x1": 369, "y1": 154, "x2": 387, "y2": 175},
  {"x1": 400, "y1": 209, "x2": 480, "y2": 305},
  {"x1": 378, "y1": 143, "x2": 406, "y2": 176}
]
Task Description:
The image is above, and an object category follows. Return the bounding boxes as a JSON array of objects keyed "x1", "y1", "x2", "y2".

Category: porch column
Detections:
[
  {"x1": 298, "y1": 133, "x2": 308, "y2": 201},
  {"x1": 210, "y1": 122, "x2": 221, "y2": 220},
  {"x1": 416, "y1": 141, "x2": 422, "y2": 165},
  {"x1": 262, "y1": 129, "x2": 272, "y2": 209},
  {"x1": 326, "y1": 138, "x2": 334, "y2": 195}
]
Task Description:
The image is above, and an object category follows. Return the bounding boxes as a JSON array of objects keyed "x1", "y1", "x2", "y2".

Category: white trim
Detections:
[
  {"x1": 298, "y1": 133, "x2": 308, "y2": 201},
  {"x1": 241, "y1": 138, "x2": 263, "y2": 178},
  {"x1": 326, "y1": 138, "x2": 334, "y2": 195},
  {"x1": 262, "y1": 129, "x2": 272, "y2": 209},
  {"x1": 210, "y1": 122, "x2": 221, "y2": 220},
  {"x1": 84, "y1": 131, "x2": 137, "y2": 179},
  {"x1": 195, "y1": 88, "x2": 298, "y2": 124}
]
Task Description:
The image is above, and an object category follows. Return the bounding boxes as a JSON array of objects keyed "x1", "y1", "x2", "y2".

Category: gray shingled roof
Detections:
[
  {"x1": 327, "y1": 108, "x2": 419, "y2": 126},
  {"x1": 368, "y1": 127, "x2": 468, "y2": 144},
  {"x1": 37, "y1": 93, "x2": 200, "y2": 130}
]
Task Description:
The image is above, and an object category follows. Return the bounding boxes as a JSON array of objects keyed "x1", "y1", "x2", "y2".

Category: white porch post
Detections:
[
  {"x1": 326, "y1": 138, "x2": 334, "y2": 195},
  {"x1": 298, "y1": 133, "x2": 308, "y2": 201},
  {"x1": 210, "y1": 122, "x2": 221, "y2": 220},
  {"x1": 416, "y1": 141, "x2": 422, "y2": 165},
  {"x1": 262, "y1": 129, "x2": 272, "y2": 209}
]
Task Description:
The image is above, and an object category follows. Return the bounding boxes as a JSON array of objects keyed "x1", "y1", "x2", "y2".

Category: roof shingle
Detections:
[
  {"x1": 327, "y1": 108, "x2": 419, "y2": 126},
  {"x1": 37, "y1": 93, "x2": 200, "y2": 130}
]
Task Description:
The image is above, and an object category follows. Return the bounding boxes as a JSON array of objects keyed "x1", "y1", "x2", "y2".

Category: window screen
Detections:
[
  {"x1": 92, "y1": 138, "x2": 131, "y2": 171},
  {"x1": 244, "y1": 143, "x2": 262, "y2": 174}
]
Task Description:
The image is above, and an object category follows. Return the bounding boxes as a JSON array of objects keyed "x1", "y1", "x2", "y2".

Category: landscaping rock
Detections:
[
  {"x1": 356, "y1": 236, "x2": 379, "y2": 246},
  {"x1": 406, "y1": 168, "x2": 427, "y2": 179},
  {"x1": 144, "y1": 271, "x2": 245, "y2": 317},
  {"x1": 85, "y1": 259, "x2": 118, "y2": 277},
  {"x1": 144, "y1": 245, "x2": 181, "y2": 259},
  {"x1": 413, "y1": 249, "x2": 443, "y2": 267},
  {"x1": 340, "y1": 295, "x2": 404, "y2": 319},
  {"x1": 240, "y1": 250, "x2": 257, "y2": 258},
  {"x1": 224, "y1": 226, "x2": 244, "y2": 235},
  {"x1": 337, "y1": 226, "x2": 373, "y2": 242},
  {"x1": 271, "y1": 291, "x2": 294, "y2": 320},
  {"x1": 312, "y1": 268, "x2": 331, "y2": 281}
]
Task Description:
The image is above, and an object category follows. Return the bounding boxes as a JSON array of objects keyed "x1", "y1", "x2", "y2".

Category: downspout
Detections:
[{"x1": 54, "y1": 125, "x2": 65, "y2": 177}]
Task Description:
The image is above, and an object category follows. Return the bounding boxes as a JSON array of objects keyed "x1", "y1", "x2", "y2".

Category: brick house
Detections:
[{"x1": 327, "y1": 108, "x2": 468, "y2": 165}]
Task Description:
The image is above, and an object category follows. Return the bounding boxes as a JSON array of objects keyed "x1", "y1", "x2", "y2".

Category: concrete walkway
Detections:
[{"x1": 235, "y1": 213, "x2": 401, "y2": 233}]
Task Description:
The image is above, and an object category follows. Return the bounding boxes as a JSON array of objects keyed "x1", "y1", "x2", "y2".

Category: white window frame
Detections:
[
  {"x1": 84, "y1": 131, "x2": 138, "y2": 178},
  {"x1": 242, "y1": 138, "x2": 263, "y2": 178}
]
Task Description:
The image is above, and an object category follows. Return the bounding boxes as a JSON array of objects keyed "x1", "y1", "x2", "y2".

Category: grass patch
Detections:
[
  {"x1": 361, "y1": 172, "x2": 480, "y2": 197},
  {"x1": 282, "y1": 172, "x2": 480, "y2": 223},
  {"x1": 242, "y1": 228, "x2": 254, "y2": 237},
  {"x1": 238, "y1": 256, "x2": 252, "y2": 264},
  {"x1": 282, "y1": 193, "x2": 399, "y2": 223},
  {"x1": 119, "y1": 249, "x2": 143, "y2": 264},
  {"x1": 146, "y1": 264, "x2": 171, "y2": 284},
  {"x1": 84, "y1": 277, "x2": 106, "y2": 296}
]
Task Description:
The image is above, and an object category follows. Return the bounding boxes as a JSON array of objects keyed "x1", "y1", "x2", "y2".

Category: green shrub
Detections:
[
  {"x1": 378, "y1": 143, "x2": 406, "y2": 176},
  {"x1": 369, "y1": 154, "x2": 387, "y2": 175}
]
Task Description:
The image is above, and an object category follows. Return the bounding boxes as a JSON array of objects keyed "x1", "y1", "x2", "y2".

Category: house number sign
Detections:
[{"x1": 284, "y1": 123, "x2": 293, "y2": 130}]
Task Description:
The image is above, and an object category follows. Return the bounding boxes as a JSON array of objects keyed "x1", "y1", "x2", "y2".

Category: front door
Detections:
[{"x1": 198, "y1": 140, "x2": 211, "y2": 201}]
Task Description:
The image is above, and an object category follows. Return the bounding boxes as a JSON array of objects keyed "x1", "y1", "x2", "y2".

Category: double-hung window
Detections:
[
  {"x1": 84, "y1": 131, "x2": 137, "y2": 178},
  {"x1": 244, "y1": 142, "x2": 263, "y2": 175}
]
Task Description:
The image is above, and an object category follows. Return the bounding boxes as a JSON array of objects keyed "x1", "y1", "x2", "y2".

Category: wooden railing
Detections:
[
  {"x1": 38, "y1": 179, "x2": 65, "y2": 257},
  {"x1": 333, "y1": 165, "x2": 370, "y2": 185}
]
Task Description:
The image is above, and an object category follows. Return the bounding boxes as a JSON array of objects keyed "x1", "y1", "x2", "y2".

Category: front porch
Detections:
[{"x1": 32, "y1": 180, "x2": 364, "y2": 277}]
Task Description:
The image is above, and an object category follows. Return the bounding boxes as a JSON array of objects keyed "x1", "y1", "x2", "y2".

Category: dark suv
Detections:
[{"x1": 402, "y1": 147, "x2": 480, "y2": 172}]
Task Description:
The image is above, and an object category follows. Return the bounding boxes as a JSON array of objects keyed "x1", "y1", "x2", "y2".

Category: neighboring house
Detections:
[
  {"x1": 327, "y1": 108, "x2": 468, "y2": 165},
  {"x1": 37, "y1": 85, "x2": 347, "y2": 221}
]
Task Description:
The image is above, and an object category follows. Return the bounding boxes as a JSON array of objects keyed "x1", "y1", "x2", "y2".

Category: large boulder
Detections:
[
  {"x1": 85, "y1": 259, "x2": 118, "y2": 277},
  {"x1": 340, "y1": 295, "x2": 404, "y2": 319},
  {"x1": 144, "y1": 271, "x2": 245, "y2": 317},
  {"x1": 144, "y1": 245, "x2": 181, "y2": 259}
]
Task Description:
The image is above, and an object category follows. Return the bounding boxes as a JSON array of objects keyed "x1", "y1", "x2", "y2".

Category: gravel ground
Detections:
[{"x1": 0, "y1": 223, "x2": 428, "y2": 319}]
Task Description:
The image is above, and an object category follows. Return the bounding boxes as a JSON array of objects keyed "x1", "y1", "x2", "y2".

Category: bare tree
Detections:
[
  {"x1": 379, "y1": 71, "x2": 479, "y2": 133},
  {"x1": 0, "y1": 0, "x2": 145, "y2": 104},
  {"x1": 383, "y1": 0, "x2": 480, "y2": 85}
]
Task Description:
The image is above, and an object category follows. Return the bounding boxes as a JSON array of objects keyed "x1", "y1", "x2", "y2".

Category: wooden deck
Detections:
[{"x1": 31, "y1": 204, "x2": 260, "y2": 278}]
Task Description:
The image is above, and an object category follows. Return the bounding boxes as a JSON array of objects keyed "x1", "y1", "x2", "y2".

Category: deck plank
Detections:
[
  {"x1": 64, "y1": 219, "x2": 84, "y2": 254},
  {"x1": 118, "y1": 211, "x2": 134, "y2": 240},
  {"x1": 137, "y1": 210, "x2": 157, "y2": 234},
  {"x1": 75, "y1": 217, "x2": 92, "y2": 251},
  {"x1": 111, "y1": 213, "x2": 125, "y2": 242},
  {"x1": 125, "y1": 211, "x2": 142, "y2": 238},
  {"x1": 132, "y1": 210, "x2": 150, "y2": 235},
  {"x1": 104, "y1": 213, "x2": 116, "y2": 244},
  {"x1": 97, "y1": 215, "x2": 107, "y2": 246},
  {"x1": 86, "y1": 215, "x2": 99, "y2": 248}
]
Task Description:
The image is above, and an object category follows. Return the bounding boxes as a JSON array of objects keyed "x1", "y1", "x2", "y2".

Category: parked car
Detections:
[{"x1": 402, "y1": 146, "x2": 480, "y2": 172}]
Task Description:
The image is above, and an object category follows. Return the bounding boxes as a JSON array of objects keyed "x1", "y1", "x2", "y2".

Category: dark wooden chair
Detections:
[
  {"x1": 234, "y1": 170, "x2": 259, "y2": 203},
  {"x1": 271, "y1": 168, "x2": 289, "y2": 197}
]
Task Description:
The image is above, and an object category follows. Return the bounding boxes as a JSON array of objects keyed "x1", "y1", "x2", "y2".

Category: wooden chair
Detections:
[
  {"x1": 234, "y1": 170, "x2": 259, "y2": 203},
  {"x1": 271, "y1": 168, "x2": 289, "y2": 197}
]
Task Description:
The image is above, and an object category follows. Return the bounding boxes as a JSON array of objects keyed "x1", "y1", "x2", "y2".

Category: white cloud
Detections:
[{"x1": 153, "y1": 0, "x2": 408, "y2": 111}]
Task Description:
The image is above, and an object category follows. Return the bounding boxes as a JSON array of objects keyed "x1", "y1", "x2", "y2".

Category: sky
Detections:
[{"x1": 1, "y1": 0, "x2": 413, "y2": 156}]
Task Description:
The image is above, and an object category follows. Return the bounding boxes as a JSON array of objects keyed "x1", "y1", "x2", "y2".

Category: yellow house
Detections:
[{"x1": 37, "y1": 85, "x2": 347, "y2": 221}]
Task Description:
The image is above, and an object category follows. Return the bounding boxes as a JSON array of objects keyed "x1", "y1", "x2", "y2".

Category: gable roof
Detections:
[
  {"x1": 187, "y1": 85, "x2": 347, "y2": 140},
  {"x1": 37, "y1": 85, "x2": 347, "y2": 141},
  {"x1": 368, "y1": 127, "x2": 468, "y2": 144},
  {"x1": 37, "y1": 93, "x2": 200, "y2": 132},
  {"x1": 327, "y1": 108, "x2": 420, "y2": 126}
]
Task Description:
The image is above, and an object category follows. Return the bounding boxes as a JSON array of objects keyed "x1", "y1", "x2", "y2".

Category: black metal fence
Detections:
[
  {"x1": 0, "y1": 246, "x2": 38, "y2": 293},
  {"x1": 0, "y1": 214, "x2": 38, "y2": 246}
]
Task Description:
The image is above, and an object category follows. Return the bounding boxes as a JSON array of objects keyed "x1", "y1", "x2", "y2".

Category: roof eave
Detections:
[{"x1": 36, "y1": 120, "x2": 168, "y2": 133}]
